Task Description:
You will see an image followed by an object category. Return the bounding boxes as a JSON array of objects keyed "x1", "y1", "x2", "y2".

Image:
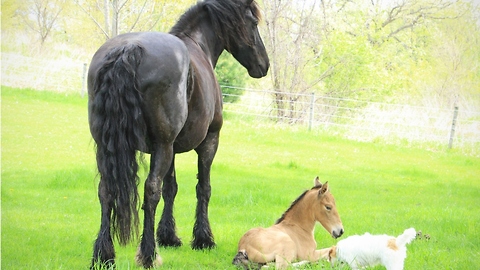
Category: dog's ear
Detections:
[{"x1": 328, "y1": 246, "x2": 336, "y2": 261}]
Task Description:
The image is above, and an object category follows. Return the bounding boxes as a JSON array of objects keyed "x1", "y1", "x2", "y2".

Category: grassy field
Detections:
[{"x1": 2, "y1": 87, "x2": 480, "y2": 269}]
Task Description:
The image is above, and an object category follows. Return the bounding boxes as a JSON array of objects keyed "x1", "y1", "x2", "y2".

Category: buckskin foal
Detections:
[{"x1": 233, "y1": 177, "x2": 344, "y2": 269}]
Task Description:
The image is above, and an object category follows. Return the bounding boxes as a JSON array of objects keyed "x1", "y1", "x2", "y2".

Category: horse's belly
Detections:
[
  {"x1": 173, "y1": 105, "x2": 221, "y2": 153},
  {"x1": 173, "y1": 133, "x2": 206, "y2": 153},
  {"x1": 173, "y1": 121, "x2": 209, "y2": 153}
]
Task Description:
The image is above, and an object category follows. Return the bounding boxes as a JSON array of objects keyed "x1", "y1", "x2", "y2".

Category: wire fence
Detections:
[
  {"x1": 1, "y1": 53, "x2": 88, "y2": 95},
  {"x1": 222, "y1": 86, "x2": 480, "y2": 154},
  {"x1": 2, "y1": 53, "x2": 479, "y2": 155}
]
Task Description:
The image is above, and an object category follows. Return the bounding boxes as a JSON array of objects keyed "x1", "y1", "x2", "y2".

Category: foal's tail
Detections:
[
  {"x1": 396, "y1": 228, "x2": 417, "y2": 247},
  {"x1": 232, "y1": 250, "x2": 265, "y2": 270},
  {"x1": 90, "y1": 43, "x2": 147, "y2": 246},
  {"x1": 232, "y1": 250, "x2": 249, "y2": 269}
]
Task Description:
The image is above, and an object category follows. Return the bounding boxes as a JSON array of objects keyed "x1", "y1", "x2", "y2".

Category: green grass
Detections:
[{"x1": 2, "y1": 86, "x2": 480, "y2": 269}]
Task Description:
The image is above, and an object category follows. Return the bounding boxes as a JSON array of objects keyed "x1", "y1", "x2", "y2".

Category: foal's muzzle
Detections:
[{"x1": 332, "y1": 228, "x2": 344, "y2": 239}]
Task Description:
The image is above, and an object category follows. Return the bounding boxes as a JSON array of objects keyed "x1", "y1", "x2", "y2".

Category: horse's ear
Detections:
[
  {"x1": 319, "y1": 181, "x2": 329, "y2": 196},
  {"x1": 314, "y1": 176, "x2": 322, "y2": 187}
]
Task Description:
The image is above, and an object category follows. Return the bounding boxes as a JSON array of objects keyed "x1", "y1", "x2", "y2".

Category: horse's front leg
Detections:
[
  {"x1": 91, "y1": 180, "x2": 115, "y2": 269},
  {"x1": 192, "y1": 131, "x2": 219, "y2": 249},
  {"x1": 157, "y1": 156, "x2": 182, "y2": 247},
  {"x1": 135, "y1": 145, "x2": 173, "y2": 268}
]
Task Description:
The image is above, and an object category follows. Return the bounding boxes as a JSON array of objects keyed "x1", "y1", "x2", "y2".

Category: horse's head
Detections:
[
  {"x1": 225, "y1": 0, "x2": 269, "y2": 78},
  {"x1": 313, "y1": 177, "x2": 344, "y2": 239}
]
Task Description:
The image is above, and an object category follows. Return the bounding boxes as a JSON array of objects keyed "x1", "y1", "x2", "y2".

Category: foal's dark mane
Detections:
[
  {"x1": 275, "y1": 185, "x2": 323, "y2": 224},
  {"x1": 169, "y1": 0, "x2": 261, "y2": 49}
]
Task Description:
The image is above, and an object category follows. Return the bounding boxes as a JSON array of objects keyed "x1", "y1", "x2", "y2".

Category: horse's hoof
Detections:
[
  {"x1": 90, "y1": 259, "x2": 115, "y2": 270},
  {"x1": 157, "y1": 236, "x2": 182, "y2": 247},
  {"x1": 135, "y1": 246, "x2": 162, "y2": 268},
  {"x1": 191, "y1": 238, "x2": 216, "y2": 250}
]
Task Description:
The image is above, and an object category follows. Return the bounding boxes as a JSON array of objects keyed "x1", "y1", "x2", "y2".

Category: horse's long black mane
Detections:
[
  {"x1": 275, "y1": 185, "x2": 322, "y2": 224},
  {"x1": 169, "y1": 0, "x2": 261, "y2": 49}
]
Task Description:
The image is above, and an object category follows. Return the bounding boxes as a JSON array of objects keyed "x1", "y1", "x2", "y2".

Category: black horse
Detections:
[{"x1": 87, "y1": 0, "x2": 269, "y2": 268}]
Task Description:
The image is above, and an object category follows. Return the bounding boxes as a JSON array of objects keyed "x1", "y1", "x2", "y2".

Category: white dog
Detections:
[{"x1": 327, "y1": 228, "x2": 416, "y2": 270}]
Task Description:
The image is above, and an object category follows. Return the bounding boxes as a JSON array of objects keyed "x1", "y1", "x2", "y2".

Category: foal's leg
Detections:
[
  {"x1": 135, "y1": 145, "x2": 173, "y2": 268},
  {"x1": 275, "y1": 252, "x2": 295, "y2": 270},
  {"x1": 191, "y1": 131, "x2": 219, "y2": 249},
  {"x1": 91, "y1": 180, "x2": 115, "y2": 269},
  {"x1": 315, "y1": 247, "x2": 332, "y2": 260},
  {"x1": 157, "y1": 156, "x2": 182, "y2": 247}
]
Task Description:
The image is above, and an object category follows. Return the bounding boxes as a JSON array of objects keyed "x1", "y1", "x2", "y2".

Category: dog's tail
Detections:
[{"x1": 396, "y1": 228, "x2": 417, "y2": 247}]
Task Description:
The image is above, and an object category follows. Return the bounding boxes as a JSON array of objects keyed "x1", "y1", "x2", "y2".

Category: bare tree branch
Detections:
[
  {"x1": 128, "y1": 0, "x2": 149, "y2": 33},
  {"x1": 74, "y1": 0, "x2": 109, "y2": 39},
  {"x1": 19, "y1": 0, "x2": 65, "y2": 46}
]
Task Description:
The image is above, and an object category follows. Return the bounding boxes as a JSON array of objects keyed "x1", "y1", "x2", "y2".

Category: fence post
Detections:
[
  {"x1": 308, "y1": 92, "x2": 315, "y2": 131},
  {"x1": 81, "y1": 63, "x2": 87, "y2": 98},
  {"x1": 448, "y1": 105, "x2": 459, "y2": 149}
]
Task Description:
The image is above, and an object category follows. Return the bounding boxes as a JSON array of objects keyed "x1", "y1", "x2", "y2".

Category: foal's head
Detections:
[{"x1": 312, "y1": 177, "x2": 344, "y2": 239}]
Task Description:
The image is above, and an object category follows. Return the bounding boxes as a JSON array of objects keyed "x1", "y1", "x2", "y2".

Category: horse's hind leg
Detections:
[
  {"x1": 91, "y1": 180, "x2": 115, "y2": 269},
  {"x1": 192, "y1": 131, "x2": 219, "y2": 249},
  {"x1": 135, "y1": 145, "x2": 173, "y2": 268},
  {"x1": 157, "y1": 157, "x2": 182, "y2": 247}
]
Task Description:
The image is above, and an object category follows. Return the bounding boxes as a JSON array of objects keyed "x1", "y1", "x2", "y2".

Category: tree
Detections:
[
  {"x1": 215, "y1": 52, "x2": 250, "y2": 103},
  {"x1": 260, "y1": 0, "x2": 477, "y2": 122},
  {"x1": 415, "y1": 1, "x2": 480, "y2": 109},
  {"x1": 334, "y1": 0, "x2": 478, "y2": 106},
  {"x1": 74, "y1": 0, "x2": 194, "y2": 40},
  {"x1": 261, "y1": 0, "x2": 337, "y2": 121},
  {"x1": 17, "y1": 0, "x2": 66, "y2": 47}
]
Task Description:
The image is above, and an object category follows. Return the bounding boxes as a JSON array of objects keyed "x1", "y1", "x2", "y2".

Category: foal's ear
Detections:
[
  {"x1": 319, "y1": 181, "x2": 329, "y2": 196},
  {"x1": 314, "y1": 176, "x2": 322, "y2": 187}
]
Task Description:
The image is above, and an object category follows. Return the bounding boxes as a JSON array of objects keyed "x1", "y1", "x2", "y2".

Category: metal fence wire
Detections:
[
  {"x1": 221, "y1": 86, "x2": 480, "y2": 151},
  {"x1": 2, "y1": 53, "x2": 479, "y2": 153}
]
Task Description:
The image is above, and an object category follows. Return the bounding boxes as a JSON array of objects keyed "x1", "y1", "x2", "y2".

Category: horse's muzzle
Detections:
[{"x1": 248, "y1": 63, "x2": 269, "y2": 78}]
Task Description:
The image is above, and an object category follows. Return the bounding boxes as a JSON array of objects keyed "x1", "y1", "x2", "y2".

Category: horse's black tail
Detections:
[{"x1": 90, "y1": 43, "x2": 147, "y2": 246}]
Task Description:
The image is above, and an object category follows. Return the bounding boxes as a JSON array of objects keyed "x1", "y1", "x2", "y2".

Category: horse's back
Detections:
[
  {"x1": 88, "y1": 31, "x2": 191, "y2": 149},
  {"x1": 88, "y1": 32, "x2": 189, "y2": 93}
]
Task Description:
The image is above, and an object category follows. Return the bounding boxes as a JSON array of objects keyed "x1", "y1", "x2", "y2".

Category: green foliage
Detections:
[
  {"x1": 1, "y1": 0, "x2": 26, "y2": 30},
  {"x1": 2, "y1": 0, "x2": 197, "y2": 55},
  {"x1": 261, "y1": 0, "x2": 480, "y2": 110},
  {"x1": 215, "y1": 52, "x2": 250, "y2": 103},
  {"x1": 3, "y1": 0, "x2": 479, "y2": 111},
  {"x1": 2, "y1": 88, "x2": 480, "y2": 269}
]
